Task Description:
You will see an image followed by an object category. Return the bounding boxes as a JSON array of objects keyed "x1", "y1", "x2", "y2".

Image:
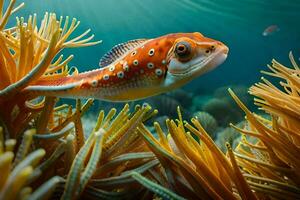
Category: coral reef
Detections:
[
  {"x1": 0, "y1": 0, "x2": 99, "y2": 136},
  {"x1": 191, "y1": 85, "x2": 252, "y2": 127},
  {"x1": 202, "y1": 97, "x2": 240, "y2": 126},
  {"x1": 145, "y1": 95, "x2": 182, "y2": 118},
  {"x1": 215, "y1": 121, "x2": 245, "y2": 152},
  {"x1": 190, "y1": 94, "x2": 212, "y2": 112},
  {"x1": 138, "y1": 107, "x2": 257, "y2": 199},
  {"x1": 214, "y1": 85, "x2": 252, "y2": 107},
  {"x1": 227, "y1": 53, "x2": 300, "y2": 199},
  {"x1": 193, "y1": 111, "x2": 218, "y2": 139},
  {"x1": 59, "y1": 104, "x2": 158, "y2": 199},
  {"x1": 0, "y1": 1, "x2": 300, "y2": 199},
  {"x1": 165, "y1": 89, "x2": 194, "y2": 109},
  {"x1": 0, "y1": 128, "x2": 62, "y2": 200},
  {"x1": 136, "y1": 53, "x2": 300, "y2": 199}
]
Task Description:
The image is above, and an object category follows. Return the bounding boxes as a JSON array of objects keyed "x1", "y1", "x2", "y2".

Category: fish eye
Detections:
[{"x1": 175, "y1": 41, "x2": 192, "y2": 61}]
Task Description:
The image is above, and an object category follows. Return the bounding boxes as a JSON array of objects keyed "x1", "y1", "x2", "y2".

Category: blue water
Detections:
[{"x1": 14, "y1": 0, "x2": 300, "y2": 92}]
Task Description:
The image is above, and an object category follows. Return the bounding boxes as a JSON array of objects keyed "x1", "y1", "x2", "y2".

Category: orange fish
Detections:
[
  {"x1": 262, "y1": 25, "x2": 280, "y2": 36},
  {"x1": 26, "y1": 32, "x2": 229, "y2": 101}
]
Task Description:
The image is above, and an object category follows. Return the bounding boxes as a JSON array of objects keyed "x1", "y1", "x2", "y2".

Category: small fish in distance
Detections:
[{"x1": 262, "y1": 25, "x2": 280, "y2": 36}]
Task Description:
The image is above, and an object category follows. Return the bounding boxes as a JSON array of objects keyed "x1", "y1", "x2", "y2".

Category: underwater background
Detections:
[
  {"x1": 2, "y1": 1, "x2": 300, "y2": 198},
  {"x1": 10, "y1": 0, "x2": 300, "y2": 140}
]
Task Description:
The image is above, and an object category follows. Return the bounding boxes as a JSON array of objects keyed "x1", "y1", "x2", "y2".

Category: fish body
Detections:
[
  {"x1": 262, "y1": 25, "x2": 279, "y2": 36},
  {"x1": 26, "y1": 32, "x2": 229, "y2": 101}
]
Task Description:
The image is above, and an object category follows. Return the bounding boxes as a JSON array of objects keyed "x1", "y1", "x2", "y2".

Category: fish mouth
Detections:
[{"x1": 170, "y1": 46, "x2": 228, "y2": 78}]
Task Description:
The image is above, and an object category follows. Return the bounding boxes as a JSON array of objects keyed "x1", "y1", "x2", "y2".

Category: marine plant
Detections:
[
  {"x1": 0, "y1": 0, "x2": 100, "y2": 136},
  {"x1": 1, "y1": 0, "x2": 300, "y2": 200},
  {"x1": 228, "y1": 52, "x2": 300, "y2": 199},
  {"x1": 57, "y1": 103, "x2": 159, "y2": 200},
  {"x1": 199, "y1": 85, "x2": 252, "y2": 127},
  {"x1": 214, "y1": 85, "x2": 252, "y2": 108},
  {"x1": 0, "y1": 100, "x2": 160, "y2": 199},
  {"x1": 0, "y1": 127, "x2": 64, "y2": 200},
  {"x1": 193, "y1": 111, "x2": 218, "y2": 139},
  {"x1": 138, "y1": 107, "x2": 257, "y2": 199},
  {"x1": 202, "y1": 97, "x2": 241, "y2": 126},
  {"x1": 133, "y1": 54, "x2": 300, "y2": 199},
  {"x1": 166, "y1": 89, "x2": 194, "y2": 109},
  {"x1": 145, "y1": 94, "x2": 185, "y2": 120},
  {"x1": 215, "y1": 121, "x2": 245, "y2": 152}
]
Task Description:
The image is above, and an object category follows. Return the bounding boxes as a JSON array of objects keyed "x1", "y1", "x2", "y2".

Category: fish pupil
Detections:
[
  {"x1": 175, "y1": 41, "x2": 192, "y2": 61},
  {"x1": 178, "y1": 45, "x2": 185, "y2": 52}
]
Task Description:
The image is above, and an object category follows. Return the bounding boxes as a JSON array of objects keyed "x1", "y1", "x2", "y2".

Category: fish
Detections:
[
  {"x1": 25, "y1": 32, "x2": 229, "y2": 102},
  {"x1": 262, "y1": 25, "x2": 280, "y2": 36}
]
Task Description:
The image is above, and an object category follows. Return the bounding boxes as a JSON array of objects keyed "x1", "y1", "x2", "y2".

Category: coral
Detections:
[
  {"x1": 166, "y1": 89, "x2": 194, "y2": 109},
  {"x1": 193, "y1": 111, "x2": 218, "y2": 139},
  {"x1": 214, "y1": 85, "x2": 251, "y2": 106},
  {"x1": 144, "y1": 94, "x2": 191, "y2": 120},
  {"x1": 138, "y1": 107, "x2": 256, "y2": 199},
  {"x1": 151, "y1": 115, "x2": 169, "y2": 133},
  {"x1": 215, "y1": 121, "x2": 245, "y2": 152},
  {"x1": 59, "y1": 104, "x2": 158, "y2": 200},
  {"x1": 227, "y1": 52, "x2": 300, "y2": 199},
  {"x1": 0, "y1": 127, "x2": 64, "y2": 200},
  {"x1": 0, "y1": 1, "x2": 100, "y2": 136},
  {"x1": 1, "y1": 100, "x2": 160, "y2": 200},
  {"x1": 215, "y1": 84, "x2": 254, "y2": 113},
  {"x1": 1, "y1": 1, "x2": 300, "y2": 200},
  {"x1": 198, "y1": 85, "x2": 252, "y2": 127},
  {"x1": 190, "y1": 94, "x2": 212, "y2": 112},
  {"x1": 202, "y1": 97, "x2": 241, "y2": 126},
  {"x1": 129, "y1": 54, "x2": 300, "y2": 199}
]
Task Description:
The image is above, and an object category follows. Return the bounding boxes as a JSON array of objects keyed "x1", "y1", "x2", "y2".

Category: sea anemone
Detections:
[
  {"x1": 0, "y1": 127, "x2": 64, "y2": 200},
  {"x1": 215, "y1": 121, "x2": 245, "y2": 152},
  {"x1": 144, "y1": 95, "x2": 183, "y2": 118},
  {"x1": 0, "y1": 0, "x2": 100, "y2": 136},
  {"x1": 138, "y1": 107, "x2": 256, "y2": 199},
  {"x1": 1, "y1": 1, "x2": 300, "y2": 199},
  {"x1": 166, "y1": 89, "x2": 194, "y2": 109},
  {"x1": 202, "y1": 98, "x2": 241, "y2": 126},
  {"x1": 58, "y1": 104, "x2": 159, "y2": 200},
  {"x1": 214, "y1": 85, "x2": 252, "y2": 107},
  {"x1": 227, "y1": 52, "x2": 300, "y2": 199},
  {"x1": 193, "y1": 111, "x2": 218, "y2": 139}
]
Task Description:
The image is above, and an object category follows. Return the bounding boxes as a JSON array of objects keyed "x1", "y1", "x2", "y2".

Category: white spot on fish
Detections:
[
  {"x1": 131, "y1": 50, "x2": 137, "y2": 56},
  {"x1": 155, "y1": 68, "x2": 163, "y2": 76},
  {"x1": 123, "y1": 64, "x2": 129, "y2": 71},
  {"x1": 103, "y1": 74, "x2": 109, "y2": 80},
  {"x1": 162, "y1": 60, "x2": 166, "y2": 65},
  {"x1": 147, "y1": 62, "x2": 154, "y2": 69},
  {"x1": 117, "y1": 71, "x2": 124, "y2": 78},
  {"x1": 133, "y1": 60, "x2": 139, "y2": 66},
  {"x1": 109, "y1": 65, "x2": 115, "y2": 71},
  {"x1": 90, "y1": 80, "x2": 98, "y2": 87},
  {"x1": 148, "y1": 48, "x2": 155, "y2": 56}
]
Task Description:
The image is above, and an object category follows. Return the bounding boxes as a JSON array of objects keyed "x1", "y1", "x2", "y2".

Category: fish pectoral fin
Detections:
[{"x1": 99, "y1": 39, "x2": 149, "y2": 67}]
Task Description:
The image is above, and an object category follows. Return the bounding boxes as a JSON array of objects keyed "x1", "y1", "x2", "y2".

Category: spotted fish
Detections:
[{"x1": 26, "y1": 32, "x2": 229, "y2": 101}]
